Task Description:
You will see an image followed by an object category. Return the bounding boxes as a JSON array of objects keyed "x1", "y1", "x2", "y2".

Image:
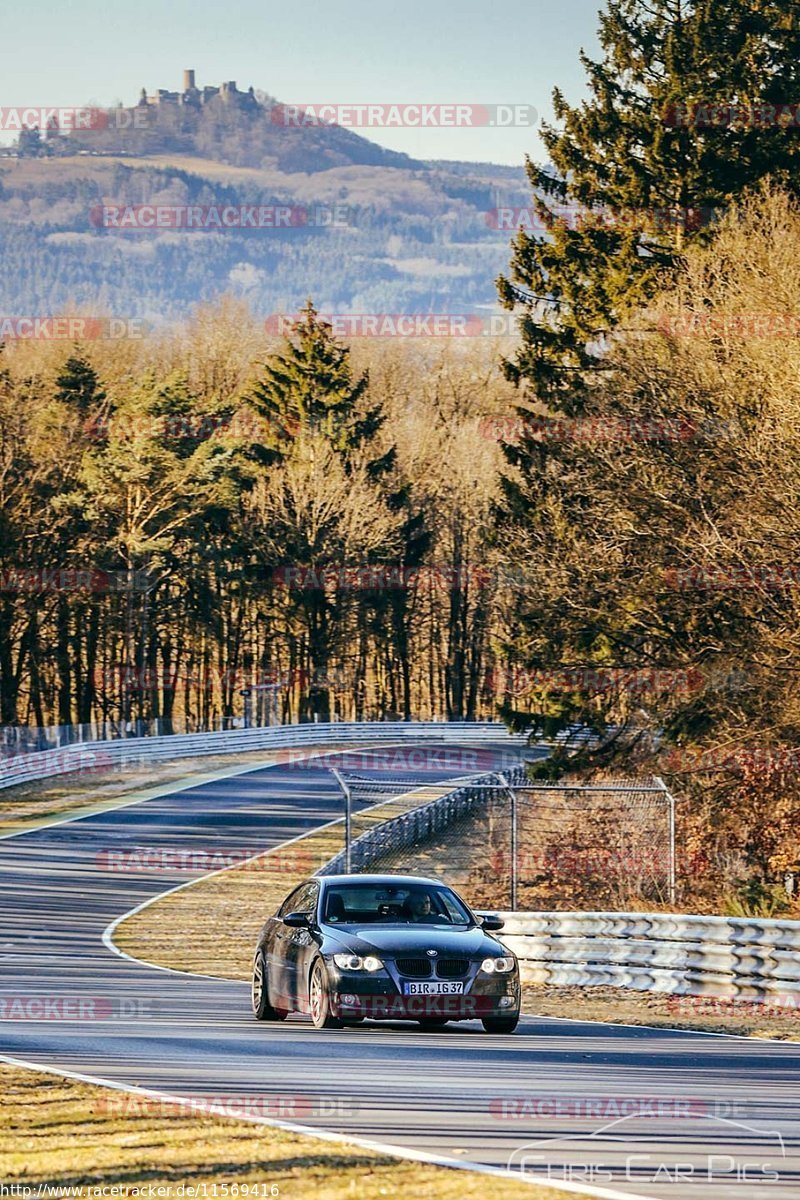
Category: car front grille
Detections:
[
  {"x1": 396, "y1": 958, "x2": 432, "y2": 978},
  {"x1": 436, "y1": 959, "x2": 470, "y2": 978}
]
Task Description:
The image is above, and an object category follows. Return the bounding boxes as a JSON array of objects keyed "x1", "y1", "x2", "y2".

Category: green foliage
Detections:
[
  {"x1": 247, "y1": 302, "x2": 385, "y2": 468},
  {"x1": 723, "y1": 880, "x2": 792, "y2": 919}
]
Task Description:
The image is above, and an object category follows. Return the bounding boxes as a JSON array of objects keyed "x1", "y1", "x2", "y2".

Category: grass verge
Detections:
[{"x1": 521, "y1": 982, "x2": 800, "y2": 1041}]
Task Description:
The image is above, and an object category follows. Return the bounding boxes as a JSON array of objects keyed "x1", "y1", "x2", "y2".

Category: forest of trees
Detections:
[
  {"x1": 0, "y1": 303, "x2": 518, "y2": 730},
  {"x1": 0, "y1": 151, "x2": 529, "y2": 318}
]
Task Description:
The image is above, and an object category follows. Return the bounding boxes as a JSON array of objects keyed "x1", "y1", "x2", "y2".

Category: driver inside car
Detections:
[{"x1": 404, "y1": 892, "x2": 435, "y2": 921}]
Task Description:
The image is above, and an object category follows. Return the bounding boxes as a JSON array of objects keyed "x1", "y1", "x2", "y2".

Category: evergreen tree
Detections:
[
  {"x1": 498, "y1": 0, "x2": 800, "y2": 410},
  {"x1": 247, "y1": 302, "x2": 398, "y2": 721},
  {"x1": 248, "y1": 301, "x2": 391, "y2": 473},
  {"x1": 56, "y1": 355, "x2": 105, "y2": 415}
]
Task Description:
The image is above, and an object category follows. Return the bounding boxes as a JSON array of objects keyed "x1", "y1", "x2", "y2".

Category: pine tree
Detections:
[
  {"x1": 56, "y1": 355, "x2": 105, "y2": 416},
  {"x1": 248, "y1": 301, "x2": 391, "y2": 472},
  {"x1": 247, "y1": 302, "x2": 398, "y2": 722},
  {"x1": 498, "y1": 0, "x2": 800, "y2": 409},
  {"x1": 494, "y1": 1, "x2": 800, "y2": 754}
]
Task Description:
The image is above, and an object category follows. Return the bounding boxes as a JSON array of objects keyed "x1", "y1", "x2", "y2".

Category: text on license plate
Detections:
[{"x1": 403, "y1": 981, "x2": 464, "y2": 995}]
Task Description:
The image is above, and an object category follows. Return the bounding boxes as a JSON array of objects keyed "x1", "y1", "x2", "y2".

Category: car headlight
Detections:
[
  {"x1": 333, "y1": 953, "x2": 384, "y2": 972},
  {"x1": 480, "y1": 956, "x2": 515, "y2": 974}
]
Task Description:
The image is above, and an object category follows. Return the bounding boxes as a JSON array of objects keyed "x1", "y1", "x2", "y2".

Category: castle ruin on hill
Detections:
[{"x1": 139, "y1": 70, "x2": 258, "y2": 111}]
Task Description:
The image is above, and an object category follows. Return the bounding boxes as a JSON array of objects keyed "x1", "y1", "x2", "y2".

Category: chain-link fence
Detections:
[{"x1": 324, "y1": 769, "x2": 677, "y2": 912}]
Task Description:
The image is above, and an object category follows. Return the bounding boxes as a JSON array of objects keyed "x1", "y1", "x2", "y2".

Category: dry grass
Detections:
[
  {"x1": 522, "y1": 982, "x2": 800, "y2": 1041},
  {"x1": 0, "y1": 1063, "x2": 583, "y2": 1199}
]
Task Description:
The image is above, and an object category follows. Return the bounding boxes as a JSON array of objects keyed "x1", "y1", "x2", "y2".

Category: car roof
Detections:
[{"x1": 317, "y1": 873, "x2": 445, "y2": 888}]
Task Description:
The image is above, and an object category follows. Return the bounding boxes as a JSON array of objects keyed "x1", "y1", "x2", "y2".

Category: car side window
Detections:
[
  {"x1": 277, "y1": 885, "x2": 306, "y2": 918},
  {"x1": 286, "y1": 881, "x2": 319, "y2": 918}
]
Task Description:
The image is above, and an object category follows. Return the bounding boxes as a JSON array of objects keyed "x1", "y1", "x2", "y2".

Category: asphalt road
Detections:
[{"x1": 1, "y1": 745, "x2": 799, "y2": 1200}]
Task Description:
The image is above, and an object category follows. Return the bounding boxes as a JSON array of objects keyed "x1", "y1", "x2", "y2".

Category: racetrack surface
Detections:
[{"x1": 1, "y1": 745, "x2": 799, "y2": 1200}]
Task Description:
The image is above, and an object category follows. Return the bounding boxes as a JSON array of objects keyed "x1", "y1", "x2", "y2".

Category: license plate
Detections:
[{"x1": 403, "y1": 981, "x2": 464, "y2": 995}]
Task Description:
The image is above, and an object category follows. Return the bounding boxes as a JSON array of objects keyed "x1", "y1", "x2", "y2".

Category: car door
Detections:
[
  {"x1": 278, "y1": 880, "x2": 320, "y2": 1011},
  {"x1": 292, "y1": 880, "x2": 322, "y2": 1012},
  {"x1": 266, "y1": 883, "x2": 308, "y2": 1011}
]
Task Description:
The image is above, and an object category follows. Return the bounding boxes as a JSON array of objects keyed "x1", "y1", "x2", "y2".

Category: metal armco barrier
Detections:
[
  {"x1": 497, "y1": 911, "x2": 800, "y2": 999},
  {"x1": 320, "y1": 770, "x2": 505, "y2": 875},
  {"x1": 0, "y1": 721, "x2": 526, "y2": 792}
]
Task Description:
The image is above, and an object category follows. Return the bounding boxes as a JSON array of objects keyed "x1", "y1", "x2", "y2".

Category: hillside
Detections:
[{"x1": 0, "y1": 78, "x2": 532, "y2": 320}]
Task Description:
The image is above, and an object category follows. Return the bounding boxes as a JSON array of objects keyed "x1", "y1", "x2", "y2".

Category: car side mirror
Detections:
[
  {"x1": 283, "y1": 911, "x2": 311, "y2": 928},
  {"x1": 480, "y1": 914, "x2": 504, "y2": 931}
]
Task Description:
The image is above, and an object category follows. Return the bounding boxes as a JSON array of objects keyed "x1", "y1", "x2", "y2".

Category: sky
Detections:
[{"x1": 0, "y1": 0, "x2": 603, "y2": 164}]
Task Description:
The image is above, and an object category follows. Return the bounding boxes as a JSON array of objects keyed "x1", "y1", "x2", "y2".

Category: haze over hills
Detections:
[{"x1": 0, "y1": 71, "x2": 533, "y2": 322}]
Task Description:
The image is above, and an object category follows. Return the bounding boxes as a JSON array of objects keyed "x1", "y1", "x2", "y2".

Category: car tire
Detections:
[
  {"x1": 252, "y1": 951, "x2": 287, "y2": 1022},
  {"x1": 481, "y1": 1014, "x2": 519, "y2": 1034},
  {"x1": 417, "y1": 1018, "x2": 449, "y2": 1029},
  {"x1": 309, "y1": 959, "x2": 343, "y2": 1030}
]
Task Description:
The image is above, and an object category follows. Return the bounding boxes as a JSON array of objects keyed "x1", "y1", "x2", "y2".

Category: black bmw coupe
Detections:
[{"x1": 252, "y1": 873, "x2": 520, "y2": 1033}]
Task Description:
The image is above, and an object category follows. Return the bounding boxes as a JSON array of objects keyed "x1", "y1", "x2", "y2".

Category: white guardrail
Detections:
[
  {"x1": 497, "y1": 912, "x2": 800, "y2": 1000},
  {"x1": 0, "y1": 720, "x2": 527, "y2": 792}
]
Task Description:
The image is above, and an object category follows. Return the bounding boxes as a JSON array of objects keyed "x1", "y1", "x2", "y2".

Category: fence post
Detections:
[
  {"x1": 653, "y1": 776, "x2": 677, "y2": 907},
  {"x1": 329, "y1": 767, "x2": 352, "y2": 873},
  {"x1": 498, "y1": 772, "x2": 517, "y2": 910}
]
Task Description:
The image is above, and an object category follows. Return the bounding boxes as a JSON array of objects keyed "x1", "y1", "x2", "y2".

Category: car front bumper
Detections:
[{"x1": 328, "y1": 965, "x2": 520, "y2": 1022}]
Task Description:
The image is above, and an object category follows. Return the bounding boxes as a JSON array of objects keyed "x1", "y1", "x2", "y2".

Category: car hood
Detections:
[{"x1": 324, "y1": 924, "x2": 502, "y2": 958}]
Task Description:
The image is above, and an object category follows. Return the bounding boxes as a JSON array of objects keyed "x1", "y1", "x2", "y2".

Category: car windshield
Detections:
[{"x1": 323, "y1": 882, "x2": 472, "y2": 926}]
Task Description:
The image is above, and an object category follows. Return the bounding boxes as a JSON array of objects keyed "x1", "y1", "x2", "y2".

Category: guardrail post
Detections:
[{"x1": 329, "y1": 767, "x2": 352, "y2": 873}]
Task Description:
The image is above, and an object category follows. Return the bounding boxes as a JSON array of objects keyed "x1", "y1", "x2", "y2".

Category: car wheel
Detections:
[
  {"x1": 481, "y1": 1015, "x2": 519, "y2": 1034},
  {"x1": 309, "y1": 959, "x2": 343, "y2": 1030},
  {"x1": 252, "y1": 951, "x2": 287, "y2": 1021},
  {"x1": 417, "y1": 1017, "x2": 449, "y2": 1029}
]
